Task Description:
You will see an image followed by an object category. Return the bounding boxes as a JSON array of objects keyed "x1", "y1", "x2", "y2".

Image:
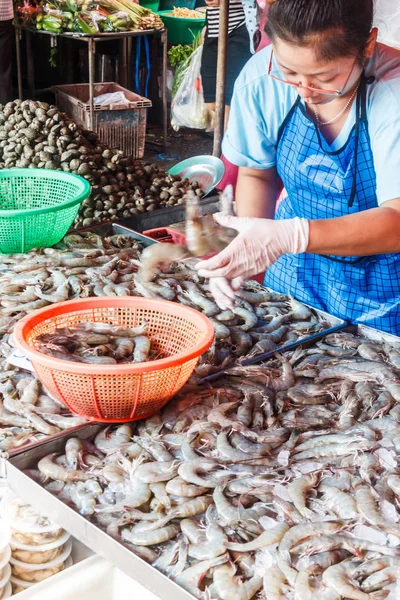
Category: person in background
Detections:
[
  {"x1": 0, "y1": 0, "x2": 13, "y2": 104},
  {"x1": 200, "y1": 0, "x2": 256, "y2": 130}
]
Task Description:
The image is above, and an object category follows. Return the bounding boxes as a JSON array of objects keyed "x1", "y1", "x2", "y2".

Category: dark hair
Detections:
[{"x1": 265, "y1": 0, "x2": 374, "y2": 61}]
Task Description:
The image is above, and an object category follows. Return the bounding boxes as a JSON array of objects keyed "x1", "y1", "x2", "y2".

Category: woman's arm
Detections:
[
  {"x1": 308, "y1": 198, "x2": 400, "y2": 256},
  {"x1": 235, "y1": 166, "x2": 279, "y2": 218}
]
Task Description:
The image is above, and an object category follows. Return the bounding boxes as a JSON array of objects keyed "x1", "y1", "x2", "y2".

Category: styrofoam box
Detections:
[{"x1": 13, "y1": 554, "x2": 160, "y2": 599}]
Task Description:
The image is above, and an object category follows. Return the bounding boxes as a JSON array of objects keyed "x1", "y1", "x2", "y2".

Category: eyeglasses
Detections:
[{"x1": 267, "y1": 49, "x2": 358, "y2": 97}]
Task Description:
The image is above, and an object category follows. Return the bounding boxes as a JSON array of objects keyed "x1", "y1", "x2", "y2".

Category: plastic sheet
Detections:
[{"x1": 92, "y1": 91, "x2": 129, "y2": 106}]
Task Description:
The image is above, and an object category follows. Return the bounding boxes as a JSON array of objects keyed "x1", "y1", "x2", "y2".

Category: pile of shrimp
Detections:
[
  {"x1": 35, "y1": 322, "x2": 152, "y2": 365},
  {"x1": 0, "y1": 228, "x2": 331, "y2": 452},
  {"x1": 25, "y1": 331, "x2": 400, "y2": 599},
  {"x1": 0, "y1": 369, "x2": 87, "y2": 451}
]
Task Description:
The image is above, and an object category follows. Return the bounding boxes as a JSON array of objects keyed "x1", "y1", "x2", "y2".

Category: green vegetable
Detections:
[
  {"x1": 168, "y1": 43, "x2": 194, "y2": 67},
  {"x1": 75, "y1": 14, "x2": 97, "y2": 33}
]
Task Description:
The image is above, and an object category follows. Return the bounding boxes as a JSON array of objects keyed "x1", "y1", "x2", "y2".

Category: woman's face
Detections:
[{"x1": 272, "y1": 38, "x2": 364, "y2": 104}]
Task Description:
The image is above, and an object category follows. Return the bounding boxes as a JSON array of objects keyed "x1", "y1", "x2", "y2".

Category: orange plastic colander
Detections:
[{"x1": 13, "y1": 297, "x2": 215, "y2": 423}]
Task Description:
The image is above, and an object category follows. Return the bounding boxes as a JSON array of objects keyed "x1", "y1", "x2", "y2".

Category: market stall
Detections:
[
  {"x1": 13, "y1": 27, "x2": 168, "y2": 147},
  {"x1": 0, "y1": 1, "x2": 400, "y2": 596}
]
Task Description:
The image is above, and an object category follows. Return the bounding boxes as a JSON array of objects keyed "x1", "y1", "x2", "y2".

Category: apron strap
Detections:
[
  {"x1": 277, "y1": 96, "x2": 302, "y2": 146},
  {"x1": 348, "y1": 75, "x2": 368, "y2": 208}
]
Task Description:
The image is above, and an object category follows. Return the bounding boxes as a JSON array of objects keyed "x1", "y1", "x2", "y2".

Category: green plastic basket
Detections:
[
  {"x1": 158, "y1": 10, "x2": 205, "y2": 44},
  {"x1": 0, "y1": 169, "x2": 90, "y2": 254}
]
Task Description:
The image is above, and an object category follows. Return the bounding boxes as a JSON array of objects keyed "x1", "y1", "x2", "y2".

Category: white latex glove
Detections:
[{"x1": 196, "y1": 214, "x2": 309, "y2": 308}]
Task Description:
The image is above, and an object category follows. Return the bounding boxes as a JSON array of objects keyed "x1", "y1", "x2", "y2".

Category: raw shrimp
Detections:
[
  {"x1": 322, "y1": 562, "x2": 389, "y2": 600},
  {"x1": 319, "y1": 485, "x2": 359, "y2": 520},
  {"x1": 166, "y1": 477, "x2": 208, "y2": 497},
  {"x1": 287, "y1": 473, "x2": 319, "y2": 519},
  {"x1": 178, "y1": 459, "x2": 220, "y2": 488},
  {"x1": 361, "y1": 566, "x2": 400, "y2": 592},
  {"x1": 133, "y1": 336, "x2": 151, "y2": 363},
  {"x1": 279, "y1": 521, "x2": 345, "y2": 562},
  {"x1": 140, "y1": 244, "x2": 190, "y2": 283},
  {"x1": 188, "y1": 521, "x2": 227, "y2": 560},
  {"x1": 40, "y1": 413, "x2": 87, "y2": 429},
  {"x1": 295, "y1": 570, "x2": 341, "y2": 600},
  {"x1": 354, "y1": 480, "x2": 400, "y2": 538},
  {"x1": 38, "y1": 453, "x2": 91, "y2": 482},
  {"x1": 174, "y1": 554, "x2": 228, "y2": 598},
  {"x1": 122, "y1": 524, "x2": 179, "y2": 546},
  {"x1": 180, "y1": 281, "x2": 220, "y2": 317},
  {"x1": 225, "y1": 522, "x2": 289, "y2": 551},
  {"x1": 263, "y1": 565, "x2": 287, "y2": 600},
  {"x1": 213, "y1": 563, "x2": 263, "y2": 600},
  {"x1": 134, "y1": 459, "x2": 179, "y2": 483}
]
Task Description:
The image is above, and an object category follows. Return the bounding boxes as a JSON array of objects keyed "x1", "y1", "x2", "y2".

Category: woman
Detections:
[
  {"x1": 196, "y1": 0, "x2": 400, "y2": 334},
  {"x1": 200, "y1": 0, "x2": 255, "y2": 129}
]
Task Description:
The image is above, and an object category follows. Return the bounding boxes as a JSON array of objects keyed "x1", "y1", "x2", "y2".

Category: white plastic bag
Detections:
[
  {"x1": 171, "y1": 46, "x2": 209, "y2": 131},
  {"x1": 92, "y1": 92, "x2": 129, "y2": 106}
]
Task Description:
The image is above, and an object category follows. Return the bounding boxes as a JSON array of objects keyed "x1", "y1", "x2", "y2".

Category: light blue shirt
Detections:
[{"x1": 222, "y1": 43, "x2": 400, "y2": 205}]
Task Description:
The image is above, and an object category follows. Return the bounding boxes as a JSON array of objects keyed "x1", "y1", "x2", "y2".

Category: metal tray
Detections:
[{"x1": 6, "y1": 425, "x2": 195, "y2": 600}]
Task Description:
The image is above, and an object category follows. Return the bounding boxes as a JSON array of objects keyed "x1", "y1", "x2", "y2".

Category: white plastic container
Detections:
[
  {"x1": 0, "y1": 522, "x2": 11, "y2": 563},
  {"x1": 9, "y1": 555, "x2": 160, "y2": 600},
  {"x1": 11, "y1": 531, "x2": 70, "y2": 564},
  {"x1": 10, "y1": 540, "x2": 72, "y2": 583},
  {"x1": 0, "y1": 546, "x2": 11, "y2": 581},
  {"x1": 1, "y1": 493, "x2": 64, "y2": 547},
  {"x1": 1, "y1": 582, "x2": 11, "y2": 599},
  {"x1": 0, "y1": 565, "x2": 11, "y2": 598},
  {"x1": 11, "y1": 556, "x2": 73, "y2": 593}
]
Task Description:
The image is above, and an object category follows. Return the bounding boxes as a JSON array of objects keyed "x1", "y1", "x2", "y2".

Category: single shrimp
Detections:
[
  {"x1": 354, "y1": 480, "x2": 400, "y2": 538},
  {"x1": 114, "y1": 338, "x2": 134, "y2": 360},
  {"x1": 361, "y1": 566, "x2": 400, "y2": 593},
  {"x1": 318, "y1": 484, "x2": 359, "y2": 520},
  {"x1": 295, "y1": 570, "x2": 341, "y2": 600},
  {"x1": 213, "y1": 563, "x2": 263, "y2": 600},
  {"x1": 134, "y1": 459, "x2": 179, "y2": 483},
  {"x1": 279, "y1": 521, "x2": 345, "y2": 563},
  {"x1": 131, "y1": 336, "x2": 151, "y2": 363},
  {"x1": 40, "y1": 413, "x2": 87, "y2": 429},
  {"x1": 178, "y1": 458, "x2": 220, "y2": 488},
  {"x1": 295, "y1": 550, "x2": 349, "y2": 574},
  {"x1": 174, "y1": 554, "x2": 228, "y2": 598},
  {"x1": 180, "y1": 281, "x2": 220, "y2": 317},
  {"x1": 287, "y1": 473, "x2": 319, "y2": 519},
  {"x1": 166, "y1": 477, "x2": 209, "y2": 498},
  {"x1": 226, "y1": 522, "x2": 289, "y2": 552},
  {"x1": 65, "y1": 438, "x2": 85, "y2": 470},
  {"x1": 262, "y1": 565, "x2": 287, "y2": 600},
  {"x1": 188, "y1": 521, "x2": 227, "y2": 560},
  {"x1": 38, "y1": 453, "x2": 91, "y2": 482},
  {"x1": 34, "y1": 282, "x2": 70, "y2": 303},
  {"x1": 121, "y1": 524, "x2": 179, "y2": 547},
  {"x1": 322, "y1": 562, "x2": 389, "y2": 600}
]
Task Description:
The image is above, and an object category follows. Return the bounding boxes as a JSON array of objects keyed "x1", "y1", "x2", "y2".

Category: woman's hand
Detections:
[
  {"x1": 195, "y1": 213, "x2": 309, "y2": 307},
  {"x1": 205, "y1": 0, "x2": 220, "y2": 6}
]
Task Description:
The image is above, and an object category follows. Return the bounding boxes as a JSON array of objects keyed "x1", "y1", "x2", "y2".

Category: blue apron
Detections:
[{"x1": 264, "y1": 77, "x2": 400, "y2": 334}]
